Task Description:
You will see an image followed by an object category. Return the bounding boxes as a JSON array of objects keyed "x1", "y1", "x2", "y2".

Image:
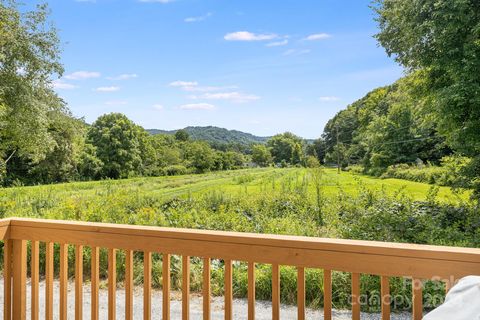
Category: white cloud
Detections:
[
  {"x1": 64, "y1": 71, "x2": 101, "y2": 80},
  {"x1": 52, "y1": 80, "x2": 78, "y2": 90},
  {"x1": 95, "y1": 86, "x2": 120, "y2": 92},
  {"x1": 153, "y1": 104, "x2": 164, "y2": 110},
  {"x1": 105, "y1": 100, "x2": 128, "y2": 106},
  {"x1": 178, "y1": 103, "x2": 215, "y2": 110},
  {"x1": 283, "y1": 49, "x2": 311, "y2": 56},
  {"x1": 266, "y1": 39, "x2": 288, "y2": 47},
  {"x1": 169, "y1": 80, "x2": 236, "y2": 92},
  {"x1": 192, "y1": 92, "x2": 260, "y2": 103},
  {"x1": 304, "y1": 33, "x2": 331, "y2": 41},
  {"x1": 185, "y1": 12, "x2": 212, "y2": 23},
  {"x1": 224, "y1": 31, "x2": 277, "y2": 41},
  {"x1": 169, "y1": 80, "x2": 199, "y2": 87},
  {"x1": 319, "y1": 96, "x2": 340, "y2": 102},
  {"x1": 106, "y1": 74, "x2": 138, "y2": 81}
]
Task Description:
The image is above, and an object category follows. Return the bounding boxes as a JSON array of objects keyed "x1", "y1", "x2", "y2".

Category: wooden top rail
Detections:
[{"x1": 2, "y1": 217, "x2": 480, "y2": 279}]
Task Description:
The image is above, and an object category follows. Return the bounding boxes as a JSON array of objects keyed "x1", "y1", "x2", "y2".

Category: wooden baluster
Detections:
[
  {"x1": 352, "y1": 273, "x2": 360, "y2": 320},
  {"x1": 224, "y1": 259, "x2": 233, "y2": 320},
  {"x1": 12, "y1": 240, "x2": 27, "y2": 320},
  {"x1": 125, "y1": 250, "x2": 134, "y2": 320},
  {"x1": 412, "y1": 278, "x2": 423, "y2": 320},
  {"x1": 31, "y1": 241, "x2": 39, "y2": 320},
  {"x1": 381, "y1": 276, "x2": 390, "y2": 320},
  {"x1": 272, "y1": 264, "x2": 280, "y2": 320},
  {"x1": 91, "y1": 247, "x2": 100, "y2": 320},
  {"x1": 445, "y1": 278, "x2": 452, "y2": 294},
  {"x1": 46, "y1": 242, "x2": 54, "y2": 320},
  {"x1": 248, "y1": 262, "x2": 255, "y2": 320},
  {"x1": 75, "y1": 245, "x2": 83, "y2": 320},
  {"x1": 297, "y1": 267, "x2": 305, "y2": 320},
  {"x1": 108, "y1": 248, "x2": 117, "y2": 320},
  {"x1": 203, "y1": 258, "x2": 211, "y2": 320},
  {"x1": 144, "y1": 251, "x2": 152, "y2": 320},
  {"x1": 60, "y1": 243, "x2": 68, "y2": 320},
  {"x1": 323, "y1": 269, "x2": 332, "y2": 320},
  {"x1": 182, "y1": 256, "x2": 190, "y2": 320},
  {"x1": 4, "y1": 239, "x2": 12, "y2": 320},
  {"x1": 163, "y1": 253, "x2": 171, "y2": 320}
]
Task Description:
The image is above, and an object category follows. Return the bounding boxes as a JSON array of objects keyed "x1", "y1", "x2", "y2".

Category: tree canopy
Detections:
[
  {"x1": 0, "y1": 1, "x2": 65, "y2": 174},
  {"x1": 87, "y1": 113, "x2": 147, "y2": 179},
  {"x1": 374, "y1": 0, "x2": 480, "y2": 195}
]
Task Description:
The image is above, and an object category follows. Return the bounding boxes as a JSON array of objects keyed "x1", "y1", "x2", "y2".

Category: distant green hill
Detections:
[{"x1": 147, "y1": 126, "x2": 269, "y2": 148}]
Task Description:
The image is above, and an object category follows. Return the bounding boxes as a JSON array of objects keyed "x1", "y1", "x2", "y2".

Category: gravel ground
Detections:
[{"x1": 0, "y1": 279, "x2": 413, "y2": 319}]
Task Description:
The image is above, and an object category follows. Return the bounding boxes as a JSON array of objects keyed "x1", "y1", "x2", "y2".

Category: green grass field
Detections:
[
  {"x1": 0, "y1": 167, "x2": 468, "y2": 216},
  {"x1": 0, "y1": 167, "x2": 471, "y2": 310}
]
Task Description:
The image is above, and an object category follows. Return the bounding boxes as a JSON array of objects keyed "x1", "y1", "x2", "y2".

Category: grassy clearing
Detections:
[
  {"x1": 0, "y1": 168, "x2": 473, "y2": 311},
  {"x1": 1, "y1": 168, "x2": 468, "y2": 216}
]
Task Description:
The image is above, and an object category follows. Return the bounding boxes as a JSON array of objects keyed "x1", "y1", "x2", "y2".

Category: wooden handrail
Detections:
[{"x1": 2, "y1": 217, "x2": 480, "y2": 320}]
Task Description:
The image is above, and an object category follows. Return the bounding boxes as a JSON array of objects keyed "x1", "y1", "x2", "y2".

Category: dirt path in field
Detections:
[{"x1": 0, "y1": 279, "x2": 415, "y2": 319}]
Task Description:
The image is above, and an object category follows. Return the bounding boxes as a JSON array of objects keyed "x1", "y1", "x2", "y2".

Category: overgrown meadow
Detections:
[{"x1": 1, "y1": 168, "x2": 478, "y2": 311}]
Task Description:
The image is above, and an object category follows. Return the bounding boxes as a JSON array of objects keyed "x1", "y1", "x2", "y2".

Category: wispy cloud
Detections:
[
  {"x1": 304, "y1": 33, "x2": 331, "y2": 41},
  {"x1": 153, "y1": 104, "x2": 164, "y2": 110},
  {"x1": 106, "y1": 74, "x2": 138, "y2": 81},
  {"x1": 178, "y1": 103, "x2": 215, "y2": 110},
  {"x1": 266, "y1": 39, "x2": 288, "y2": 47},
  {"x1": 191, "y1": 92, "x2": 260, "y2": 103},
  {"x1": 65, "y1": 71, "x2": 101, "y2": 80},
  {"x1": 224, "y1": 31, "x2": 277, "y2": 41},
  {"x1": 52, "y1": 80, "x2": 78, "y2": 90},
  {"x1": 283, "y1": 49, "x2": 311, "y2": 56},
  {"x1": 184, "y1": 12, "x2": 212, "y2": 23},
  {"x1": 319, "y1": 96, "x2": 340, "y2": 102},
  {"x1": 169, "y1": 80, "x2": 236, "y2": 92},
  {"x1": 95, "y1": 86, "x2": 120, "y2": 92},
  {"x1": 105, "y1": 100, "x2": 128, "y2": 106},
  {"x1": 169, "y1": 80, "x2": 198, "y2": 87}
]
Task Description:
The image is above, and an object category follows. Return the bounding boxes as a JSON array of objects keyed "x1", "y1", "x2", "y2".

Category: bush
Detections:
[
  {"x1": 381, "y1": 156, "x2": 471, "y2": 187},
  {"x1": 346, "y1": 165, "x2": 364, "y2": 174},
  {"x1": 163, "y1": 165, "x2": 188, "y2": 176},
  {"x1": 305, "y1": 155, "x2": 320, "y2": 168}
]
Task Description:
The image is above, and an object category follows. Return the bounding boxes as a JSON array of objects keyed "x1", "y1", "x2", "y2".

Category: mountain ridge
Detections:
[{"x1": 147, "y1": 126, "x2": 270, "y2": 147}]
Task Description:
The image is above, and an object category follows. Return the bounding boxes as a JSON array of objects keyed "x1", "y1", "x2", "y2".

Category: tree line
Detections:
[
  {"x1": 313, "y1": 0, "x2": 480, "y2": 199},
  {"x1": 0, "y1": 1, "x2": 320, "y2": 186},
  {"x1": 320, "y1": 73, "x2": 451, "y2": 173},
  {"x1": 2, "y1": 0, "x2": 480, "y2": 199},
  {"x1": 2, "y1": 107, "x2": 318, "y2": 186}
]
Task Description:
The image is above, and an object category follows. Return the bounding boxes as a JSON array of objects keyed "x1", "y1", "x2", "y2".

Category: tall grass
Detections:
[{"x1": 0, "y1": 168, "x2": 476, "y2": 311}]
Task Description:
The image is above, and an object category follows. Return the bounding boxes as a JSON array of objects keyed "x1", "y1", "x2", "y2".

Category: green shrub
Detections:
[
  {"x1": 381, "y1": 156, "x2": 471, "y2": 187},
  {"x1": 163, "y1": 165, "x2": 188, "y2": 176}
]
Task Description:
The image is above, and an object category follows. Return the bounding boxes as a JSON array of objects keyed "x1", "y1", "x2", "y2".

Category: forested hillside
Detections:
[
  {"x1": 322, "y1": 72, "x2": 452, "y2": 173},
  {"x1": 319, "y1": 0, "x2": 480, "y2": 200},
  {"x1": 147, "y1": 126, "x2": 269, "y2": 151}
]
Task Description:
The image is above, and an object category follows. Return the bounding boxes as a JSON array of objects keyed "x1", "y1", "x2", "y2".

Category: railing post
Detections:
[
  {"x1": 4, "y1": 239, "x2": 12, "y2": 320},
  {"x1": 12, "y1": 239, "x2": 27, "y2": 320},
  {"x1": 412, "y1": 278, "x2": 423, "y2": 320}
]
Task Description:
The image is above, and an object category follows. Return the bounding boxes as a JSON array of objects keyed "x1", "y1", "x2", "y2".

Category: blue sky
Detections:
[{"x1": 39, "y1": 0, "x2": 403, "y2": 138}]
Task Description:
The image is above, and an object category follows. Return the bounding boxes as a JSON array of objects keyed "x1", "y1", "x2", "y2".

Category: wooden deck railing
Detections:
[{"x1": 2, "y1": 217, "x2": 480, "y2": 319}]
